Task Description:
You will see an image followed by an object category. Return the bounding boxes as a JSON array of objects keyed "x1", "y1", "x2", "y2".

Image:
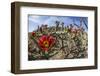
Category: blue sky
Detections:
[{"x1": 28, "y1": 15, "x2": 88, "y2": 32}]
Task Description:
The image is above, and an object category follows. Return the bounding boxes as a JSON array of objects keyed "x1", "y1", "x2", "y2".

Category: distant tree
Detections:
[
  {"x1": 37, "y1": 25, "x2": 39, "y2": 32},
  {"x1": 40, "y1": 24, "x2": 43, "y2": 33},
  {"x1": 69, "y1": 24, "x2": 74, "y2": 30},
  {"x1": 55, "y1": 21, "x2": 60, "y2": 31},
  {"x1": 45, "y1": 24, "x2": 48, "y2": 29},
  {"x1": 61, "y1": 22, "x2": 64, "y2": 31}
]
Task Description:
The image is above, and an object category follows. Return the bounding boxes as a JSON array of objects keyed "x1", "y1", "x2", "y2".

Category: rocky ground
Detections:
[{"x1": 28, "y1": 26, "x2": 88, "y2": 61}]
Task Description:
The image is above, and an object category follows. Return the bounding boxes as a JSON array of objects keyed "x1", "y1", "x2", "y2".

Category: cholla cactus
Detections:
[{"x1": 28, "y1": 21, "x2": 88, "y2": 60}]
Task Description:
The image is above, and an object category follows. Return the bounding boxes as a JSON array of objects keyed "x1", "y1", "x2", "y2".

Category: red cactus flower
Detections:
[
  {"x1": 38, "y1": 35, "x2": 56, "y2": 51},
  {"x1": 32, "y1": 32, "x2": 35, "y2": 36}
]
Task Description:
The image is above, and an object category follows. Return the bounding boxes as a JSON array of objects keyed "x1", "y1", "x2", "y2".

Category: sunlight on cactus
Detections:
[{"x1": 28, "y1": 15, "x2": 88, "y2": 60}]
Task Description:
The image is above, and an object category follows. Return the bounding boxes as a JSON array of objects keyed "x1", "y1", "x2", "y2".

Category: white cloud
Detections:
[
  {"x1": 29, "y1": 15, "x2": 42, "y2": 24},
  {"x1": 43, "y1": 16, "x2": 59, "y2": 26}
]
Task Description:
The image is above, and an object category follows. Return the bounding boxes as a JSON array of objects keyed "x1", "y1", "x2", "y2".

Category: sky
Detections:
[{"x1": 28, "y1": 15, "x2": 88, "y2": 32}]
